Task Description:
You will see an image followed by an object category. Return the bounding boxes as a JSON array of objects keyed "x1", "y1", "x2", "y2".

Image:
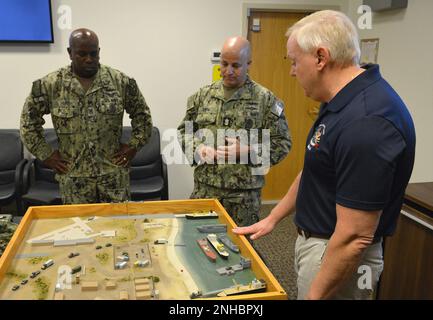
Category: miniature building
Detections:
[
  {"x1": 119, "y1": 290, "x2": 129, "y2": 300},
  {"x1": 54, "y1": 292, "x2": 65, "y2": 300},
  {"x1": 81, "y1": 281, "x2": 98, "y2": 291},
  {"x1": 240, "y1": 256, "x2": 251, "y2": 268},
  {"x1": 105, "y1": 281, "x2": 117, "y2": 290},
  {"x1": 136, "y1": 291, "x2": 152, "y2": 300},
  {"x1": 135, "y1": 284, "x2": 150, "y2": 292},
  {"x1": 134, "y1": 278, "x2": 150, "y2": 285}
]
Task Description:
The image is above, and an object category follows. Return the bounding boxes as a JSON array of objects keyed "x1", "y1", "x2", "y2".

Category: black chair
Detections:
[
  {"x1": 21, "y1": 127, "x2": 168, "y2": 212},
  {"x1": 0, "y1": 129, "x2": 27, "y2": 216},
  {"x1": 122, "y1": 126, "x2": 169, "y2": 201},
  {"x1": 21, "y1": 128, "x2": 61, "y2": 215}
]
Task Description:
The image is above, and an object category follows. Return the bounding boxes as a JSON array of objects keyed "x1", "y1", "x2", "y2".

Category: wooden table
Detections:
[{"x1": 378, "y1": 182, "x2": 433, "y2": 299}]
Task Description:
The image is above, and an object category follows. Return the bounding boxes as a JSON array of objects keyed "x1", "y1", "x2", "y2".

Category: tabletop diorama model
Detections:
[{"x1": 0, "y1": 201, "x2": 287, "y2": 300}]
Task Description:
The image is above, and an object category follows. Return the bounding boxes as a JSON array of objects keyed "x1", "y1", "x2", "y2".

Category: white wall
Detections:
[
  {"x1": 348, "y1": 0, "x2": 433, "y2": 183},
  {"x1": 0, "y1": 0, "x2": 349, "y2": 199}
]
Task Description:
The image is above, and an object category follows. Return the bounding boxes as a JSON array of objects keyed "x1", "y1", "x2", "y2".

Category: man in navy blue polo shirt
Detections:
[{"x1": 233, "y1": 10, "x2": 415, "y2": 299}]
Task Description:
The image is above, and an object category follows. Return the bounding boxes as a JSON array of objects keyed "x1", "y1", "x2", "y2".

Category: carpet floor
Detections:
[{"x1": 253, "y1": 204, "x2": 298, "y2": 300}]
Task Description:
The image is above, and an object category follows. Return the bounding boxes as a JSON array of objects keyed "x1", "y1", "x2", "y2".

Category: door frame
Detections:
[
  {"x1": 242, "y1": 4, "x2": 341, "y2": 201},
  {"x1": 241, "y1": 3, "x2": 342, "y2": 37}
]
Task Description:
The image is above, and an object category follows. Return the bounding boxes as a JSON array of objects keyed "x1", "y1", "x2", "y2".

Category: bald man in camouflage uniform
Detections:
[
  {"x1": 178, "y1": 37, "x2": 291, "y2": 227},
  {"x1": 20, "y1": 28, "x2": 152, "y2": 204}
]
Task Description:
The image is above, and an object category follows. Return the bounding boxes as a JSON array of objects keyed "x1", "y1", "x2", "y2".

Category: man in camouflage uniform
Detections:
[
  {"x1": 178, "y1": 37, "x2": 292, "y2": 227},
  {"x1": 0, "y1": 215, "x2": 17, "y2": 258},
  {"x1": 20, "y1": 28, "x2": 152, "y2": 204}
]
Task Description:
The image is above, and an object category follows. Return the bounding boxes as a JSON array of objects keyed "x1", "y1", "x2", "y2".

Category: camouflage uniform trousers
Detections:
[
  {"x1": 190, "y1": 182, "x2": 261, "y2": 227},
  {"x1": 57, "y1": 168, "x2": 130, "y2": 204}
]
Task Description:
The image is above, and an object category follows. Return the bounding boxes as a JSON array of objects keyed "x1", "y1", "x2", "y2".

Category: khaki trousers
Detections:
[{"x1": 294, "y1": 234, "x2": 384, "y2": 300}]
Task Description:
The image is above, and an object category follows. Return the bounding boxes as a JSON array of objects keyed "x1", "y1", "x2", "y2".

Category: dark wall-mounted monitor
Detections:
[
  {"x1": 0, "y1": 0, "x2": 54, "y2": 43},
  {"x1": 363, "y1": 0, "x2": 408, "y2": 12}
]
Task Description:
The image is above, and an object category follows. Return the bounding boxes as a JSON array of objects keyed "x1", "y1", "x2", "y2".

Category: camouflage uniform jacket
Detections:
[
  {"x1": 178, "y1": 77, "x2": 292, "y2": 190},
  {"x1": 20, "y1": 64, "x2": 153, "y2": 177}
]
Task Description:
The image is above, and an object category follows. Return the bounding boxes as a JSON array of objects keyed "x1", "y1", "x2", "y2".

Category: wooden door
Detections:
[{"x1": 248, "y1": 11, "x2": 320, "y2": 201}]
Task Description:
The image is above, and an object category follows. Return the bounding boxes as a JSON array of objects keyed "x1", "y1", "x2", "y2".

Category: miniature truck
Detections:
[
  {"x1": 71, "y1": 266, "x2": 82, "y2": 274},
  {"x1": 41, "y1": 259, "x2": 54, "y2": 270}
]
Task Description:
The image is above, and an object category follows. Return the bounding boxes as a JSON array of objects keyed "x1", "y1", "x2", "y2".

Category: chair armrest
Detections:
[
  {"x1": 21, "y1": 158, "x2": 35, "y2": 195},
  {"x1": 14, "y1": 158, "x2": 28, "y2": 196},
  {"x1": 161, "y1": 154, "x2": 169, "y2": 200}
]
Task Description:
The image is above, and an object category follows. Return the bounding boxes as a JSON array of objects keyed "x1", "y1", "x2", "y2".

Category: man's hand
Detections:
[
  {"x1": 216, "y1": 137, "x2": 249, "y2": 161},
  {"x1": 232, "y1": 216, "x2": 277, "y2": 240},
  {"x1": 43, "y1": 150, "x2": 70, "y2": 174},
  {"x1": 113, "y1": 144, "x2": 137, "y2": 167},
  {"x1": 197, "y1": 145, "x2": 217, "y2": 164}
]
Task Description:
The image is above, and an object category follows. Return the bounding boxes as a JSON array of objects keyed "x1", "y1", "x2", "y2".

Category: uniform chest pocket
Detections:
[
  {"x1": 235, "y1": 104, "x2": 262, "y2": 129},
  {"x1": 52, "y1": 105, "x2": 80, "y2": 134},
  {"x1": 195, "y1": 112, "x2": 217, "y2": 125},
  {"x1": 97, "y1": 95, "x2": 124, "y2": 115}
]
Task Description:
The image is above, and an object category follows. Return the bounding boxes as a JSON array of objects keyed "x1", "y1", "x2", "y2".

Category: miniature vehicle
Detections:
[
  {"x1": 217, "y1": 278, "x2": 266, "y2": 297},
  {"x1": 96, "y1": 245, "x2": 102, "y2": 250},
  {"x1": 117, "y1": 255, "x2": 129, "y2": 262},
  {"x1": 68, "y1": 252, "x2": 80, "y2": 258},
  {"x1": 41, "y1": 259, "x2": 54, "y2": 270},
  {"x1": 115, "y1": 261, "x2": 127, "y2": 269},
  {"x1": 154, "y1": 239, "x2": 168, "y2": 244},
  {"x1": 197, "y1": 238, "x2": 217, "y2": 262},
  {"x1": 134, "y1": 260, "x2": 149, "y2": 268},
  {"x1": 12, "y1": 285, "x2": 20, "y2": 291},
  {"x1": 71, "y1": 266, "x2": 82, "y2": 274},
  {"x1": 207, "y1": 234, "x2": 229, "y2": 259},
  {"x1": 185, "y1": 211, "x2": 218, "y2": 219},
  {"x1": 217, "y1": 233, "x2": 240, "y2": 253},
  {"x1": 105, "y1": 243, "x2": 112, "y2": 247},
  {"x1": 20, "y1": 279, "x2": 28, "y2": 285},
  {"x1": 30, "y1": 271, "x2": 41, "y2": 278},
  {"x1": 197, "y1": 224, "x2": 227, "y2": 233}
]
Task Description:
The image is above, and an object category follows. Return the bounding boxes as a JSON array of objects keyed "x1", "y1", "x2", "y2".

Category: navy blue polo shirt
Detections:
[{"x1": 294, "y1": 64, "x2": 416, "y2": 238}]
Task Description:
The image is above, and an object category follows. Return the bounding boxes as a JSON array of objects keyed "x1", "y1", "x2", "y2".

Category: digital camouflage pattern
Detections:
[
  {"x1": 58, "y1": 167, "x2": 130, "y2": 204},
  {"x1": 191, "y1": 183, "x2": 261, "y2": 227},
  {"x1": 178, "y1": 77, "x2": 292, "y2": 226},
  {"x1": 178, "y1": 77, "x2": 292, "y2": 190},
  {"x1": 20, "y1": 64, "x2": 152, "y2": 203},
  {"x1": 0, "y1": 215, "x2": 17, "y2": 258}
]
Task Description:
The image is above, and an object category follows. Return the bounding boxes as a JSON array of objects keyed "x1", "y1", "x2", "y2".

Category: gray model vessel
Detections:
[
  {"x1": 196, "y1": 224, "x2": 227, "y2": 233},
  {"x1": 217, "y1": 233, "x2": 239, "y2": 253}
]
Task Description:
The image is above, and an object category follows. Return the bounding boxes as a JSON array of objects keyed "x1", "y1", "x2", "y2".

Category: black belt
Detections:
[{"x1": 296, "y1": 226, "x2": 382, "y2": 244}]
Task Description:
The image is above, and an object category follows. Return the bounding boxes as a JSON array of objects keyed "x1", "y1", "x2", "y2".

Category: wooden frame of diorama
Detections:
[{"x1": 0, "y1": 199, "x2": 287, "y2": 300}]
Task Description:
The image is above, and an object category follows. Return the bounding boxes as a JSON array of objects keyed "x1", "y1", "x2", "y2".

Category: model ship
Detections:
[
  {"x1": 206, "y1": 233, "x2": 229, "y2": 259},
  {"x1": 197, "y1": 238, "x2": 217, "y2": 262},
  {"x1": 217, "y1": 233, "x2": 239, "y2": 253},
  {"x1": 197, "y1": 224, "x2": 227, "y2": 233},
  {"x1": 185, "y1": 211, "x2": 218, "y2": 219},
  {"x1": 216, "y1": 278, "x2": 266, "y2": 297}
]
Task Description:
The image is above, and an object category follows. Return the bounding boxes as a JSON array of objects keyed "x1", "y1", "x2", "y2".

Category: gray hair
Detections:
[{"x1": 286, "y1": 10, "x2": 360, "y2": 66}]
